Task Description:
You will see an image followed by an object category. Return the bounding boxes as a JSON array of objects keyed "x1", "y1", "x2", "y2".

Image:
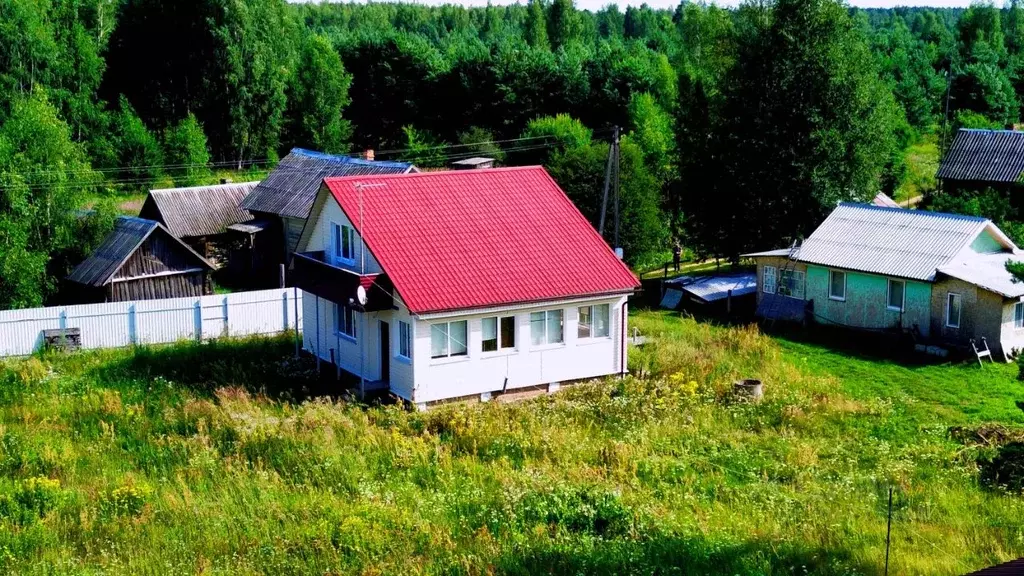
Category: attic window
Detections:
[{"x1": 332, "y1": 223, "x2": 355, "y2": 264}]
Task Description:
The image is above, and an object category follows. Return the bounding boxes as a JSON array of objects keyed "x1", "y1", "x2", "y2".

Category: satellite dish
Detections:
[{"x1": 356, "y1": 285, "x2": 368, "y2": 306}]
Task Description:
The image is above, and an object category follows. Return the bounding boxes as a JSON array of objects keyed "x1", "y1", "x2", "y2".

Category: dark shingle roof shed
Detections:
[
  {"x1": 240, "y1": 149, "x2": 416, "y2": 219},
  {"x1": 68, "y1": 217, "x2": 213, "y2": 287},
  {"x1": 964, "y1": 557, "x2": 1024, "y2": 575},
  {"x1": 139, "y1": 181, "x2": 258, "y2": 238},
  {"x1": 938, "y1": 128, "x2": 1024, "y2": 184}
]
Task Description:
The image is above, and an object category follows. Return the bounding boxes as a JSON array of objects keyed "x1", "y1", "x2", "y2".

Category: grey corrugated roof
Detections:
[
  {"x1": 872, "y1": 192, "x2": 901, "y2": 208},
  {"x1": 938, "y1": 251, "x2": 1024, "y2": 298},
  {"x1": 742, "y1": 248, "x2": 797, "y2": 258},
  {"x1": 141, "y1": 181, "x2": 258, "y2": 238},
  {"x1": 240, "y1": 148, "x2": 415, "y2": 219},
  {"x1": 665, "y1": 272, "x2": 757, "y2": 302},
  {"x1": 796, "y1": 203, "x2": 992, "y2": 281},
  {"x1": 938, "y1": 129, "x2": 1024, "y2": 183},
  {"x1": 68, "y1": 216, "x2": 212, "y2": 287}
]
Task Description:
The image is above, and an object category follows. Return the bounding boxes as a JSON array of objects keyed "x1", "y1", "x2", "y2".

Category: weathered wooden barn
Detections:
[
  {"x1": 937, "y1": 128, "x2": 1024, "y2": 196},
  {"x1": 67, "y1": 217, "x2": 215, "y2": 302},
  {"x1": 138, "y1": 181, "x2": 258, "y2": 263},
  {"x1": 237, "y1": 149, "x2": 415, "y2": 285}
]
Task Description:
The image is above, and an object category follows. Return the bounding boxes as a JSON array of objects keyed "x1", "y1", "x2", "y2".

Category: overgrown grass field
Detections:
[{"x1": 0, "y1": 310, "x2": 1022, "y2": 574}]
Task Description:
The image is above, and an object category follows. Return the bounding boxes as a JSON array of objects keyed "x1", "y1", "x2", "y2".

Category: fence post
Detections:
[
  {"x1": 128, "y1": 305, "x2": 137, "y2": 346},
  {"x1": 294, "y1": 287, "x2": 300, "y2": 358},
  {"x1": 194, "y1": 301, "x2": 202, "y2": 342},
  {"x1": 282, "y1": 291, "x2": 290, "y2": 331},
  {"x1": 223, "y1": 296, "x2": 229, "y2": 337}
]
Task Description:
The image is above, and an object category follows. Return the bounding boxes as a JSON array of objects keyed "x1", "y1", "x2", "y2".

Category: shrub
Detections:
[
  {"x1": 0, "y1": 477, "x2": 62, "y2": 525},
  {"x1": 99, "y1": 485, "x2": 151, "y2": 519}
]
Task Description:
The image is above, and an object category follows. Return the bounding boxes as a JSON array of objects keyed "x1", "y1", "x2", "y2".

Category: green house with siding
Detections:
[{"x1": 746, "y1": 203, "x2": 1024, "y2": 359}]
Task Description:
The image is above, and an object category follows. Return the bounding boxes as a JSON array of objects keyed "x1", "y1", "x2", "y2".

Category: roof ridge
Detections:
[
  {"x1": 836, "y1": 201, "x2": 989, "y2": 223},
  {"x1": 150, "y1": 181, "x2": 260, "y2": 194},
  {"x1": 290, "y1": 147, "x2": 413, "y2": 168},
  {"x1": 323, "y1": 165, "x2": 547, "y2": 185}
]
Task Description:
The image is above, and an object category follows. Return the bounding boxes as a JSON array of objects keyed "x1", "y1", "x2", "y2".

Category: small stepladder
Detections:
[{"x1": 971, "y1": 337, "x2": 994, "y2": 367}]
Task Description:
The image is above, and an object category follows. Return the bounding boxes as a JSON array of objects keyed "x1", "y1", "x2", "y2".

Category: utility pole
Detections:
[
  {"x1": 612, "y1": 126, "x2": 621, "y2": 259},
  {"x1": 599, "y1": 126, "x2": 619, "y2": 237}
]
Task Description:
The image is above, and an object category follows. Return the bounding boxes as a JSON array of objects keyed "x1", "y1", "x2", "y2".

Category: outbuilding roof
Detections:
[
  {"x1": 240, "y1": 148, "x2": 415, "y2": 219},
  {"x1": 796, "y1": 203, "x2": 999, "y2": 281},
  {"x1": 938, "y1": 251, "x2": 1024, "y2": 298},
  {"x1": 316, "y1": 167, "x2": 639, "y2": 315},
  {"x1": 68, "y1": 217, "x2": 213, "y2": 287},
  {"x1": 666, "y1": 272, "x2": 757, "y2": 303},
  {"x1": 140, "y1": 181, "x2": 258, "y2": 238},
  {"x1": 938, "y1": 128, "x2": 1024, "y2": 184}
]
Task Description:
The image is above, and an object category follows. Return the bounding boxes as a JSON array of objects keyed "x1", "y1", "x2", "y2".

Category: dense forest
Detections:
[{"x1": 2, "y1": 0, "x2": 1024, "y2": 309}]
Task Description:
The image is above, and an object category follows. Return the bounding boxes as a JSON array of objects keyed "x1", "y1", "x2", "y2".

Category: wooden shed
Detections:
[
  {"x1": 138, "y1": 181, "x2": 258, "y2": 263},
  {"x1": 67, "y1": 217, "x2": 215, "y2": 302}
]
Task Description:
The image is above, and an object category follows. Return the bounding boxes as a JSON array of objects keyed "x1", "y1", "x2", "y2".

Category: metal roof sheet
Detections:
[
  {"x1": 937, "y1": 129, "x2": 1024, "y2": 183},
  {"x1": 141, "y1": 181, "x2": 258, "y2": 238},
  {"x1": 321, "y1": 167, "x2": 639, "y2": 315},
  {"x1": 240, "y1": 148, "x2": 414, "y2": 219},
  {"x1": 68, "y1": 216, "x2": 213, "y2": 287},
  {"x1": 938, "y1": 251, "x2": 1024, "y2": 298},
  {"x1": 872, "y1": 192, "x2": 902, "y2": 208},
  {"x1": 796, "y1": 203, "x2": 990, "y2": 281},
  {"x1": 665, "y1": 272, "x2": 757, "y2": 302}
]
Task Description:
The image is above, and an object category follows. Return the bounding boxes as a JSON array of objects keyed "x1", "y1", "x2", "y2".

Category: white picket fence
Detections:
[{"x1": 0, "y1": 288, "x2": 303, "y2": 357}]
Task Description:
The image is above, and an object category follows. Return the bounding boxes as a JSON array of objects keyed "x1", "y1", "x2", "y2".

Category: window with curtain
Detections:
[
  {"x1": 431, "y1": 321, "x2": 467, "y2": 358},
  {"x1": 578, "y1": 304, "x2": 610, "y2": 338},
  {"x1": 482, "y1": 316, "x2": 515, "y2": 352},
  {"x1": 1016, "y1": 302, "x2": 1024, "y2": 329},
  {"x1": 530, "y1": 310, "x2": 563, "y2": 346}
]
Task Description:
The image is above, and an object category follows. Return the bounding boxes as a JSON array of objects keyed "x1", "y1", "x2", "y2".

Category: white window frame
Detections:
[
  {"x1": 430, "y1": 320, "x2": 468, "y2": 359},
  {"x1": 530, "y1": 309, "x2": 564, "y2": 347},
  {"x1": 397, "y1": 320, "x2": 411, "y2": 360},
  {"x1": 763, "y1": 265, "x2": 777, "y2": 294},
  {"x1": 1015, "y1": 302, "x2": 1024, "y2": 330},
  {"x1": 578, "y1": 304, "x2": 611, "y2": 339},
  {"x1": 482, "y1": 315, "x2": 516, "y2": 353},
  {"x1": 828, "y1": 269, "x2": 846, "y2": 302},
  {"x1": 332, "y1": 222, "x2": 356, "y2": 265},
  {"x1": 887, "y1": 279, "x2": 905, "y2": 312},
  {"x1": 945, "y1": 293, "x2": 961, "y2": 329},
  {"x1": 335, "y1": 303, "x2": 357, "y2": 341}
]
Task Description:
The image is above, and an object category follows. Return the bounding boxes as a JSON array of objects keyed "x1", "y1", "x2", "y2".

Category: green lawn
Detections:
[
  {"x1": 894, "y1": 131, "x2": 939, "y2": 204},
  {"x1": 0, "y1": 311, "x2": 1022, "y2": 574}
]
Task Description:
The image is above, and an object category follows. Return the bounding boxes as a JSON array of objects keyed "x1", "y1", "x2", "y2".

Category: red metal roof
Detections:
[{"x1": 324, "y1": 166, "x2": 639, "y2": 315}]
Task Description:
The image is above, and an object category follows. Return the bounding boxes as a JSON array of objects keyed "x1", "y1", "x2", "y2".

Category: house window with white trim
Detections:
[
  {"x1": 332, "y1": 223, "x2": 355, "y2": 264},
  {"x1": 530, "y1": 310, "x2": 563, "y2": 346},
  {"x1": 335, "y1": 303, "x2": 357, "y2": 339},
  {"x1": 763, "y1": 266, "x2": 777, "y2": 294},
  {"x1": 778, "y1": 270, "x2": 805, "y2": 299},
  {"x1": 431, "y1": 320, "x2": 467, "y2": 359},
  {"x1": 887, "y1": 279, "x2": 905, "y2": 312},
  {"x1": 578, "y1": 304, "x2": 610, "y2": 339},
  {"x1": 829, "y1": 270, "x2": 846, "y2": 301},
  {"x1": 946, "y1": 293, "x2": 961, "y2": 329},
  {"x1": 397, "y1": 320, "x2": 411, "y2": 359},
  {"x1": 482, "y1": 316, "x2": 515, "y2": 352},
  {"x1": 1015, "y1": 302, "x2": 1024, "y2": 329}
]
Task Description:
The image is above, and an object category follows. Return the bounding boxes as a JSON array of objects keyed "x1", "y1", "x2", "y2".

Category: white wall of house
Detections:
[
  {"x1": 411, "y1": 295, "x2": 628, "y2": 404},
  {"x1": 999, "y1": 298, "x2": 1024, "y2": 357},
  {"x1": 302, "y1": 292, "x2": 629, "y2": 404},
  {"x1": 302, "y1": 196, "x2": 383, "y2": 274}
]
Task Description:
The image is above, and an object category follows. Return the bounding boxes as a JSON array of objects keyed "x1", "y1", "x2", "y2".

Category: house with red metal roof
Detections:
[{"x1": 292, "y1": 166, "x2": 640, "y2": 407}]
